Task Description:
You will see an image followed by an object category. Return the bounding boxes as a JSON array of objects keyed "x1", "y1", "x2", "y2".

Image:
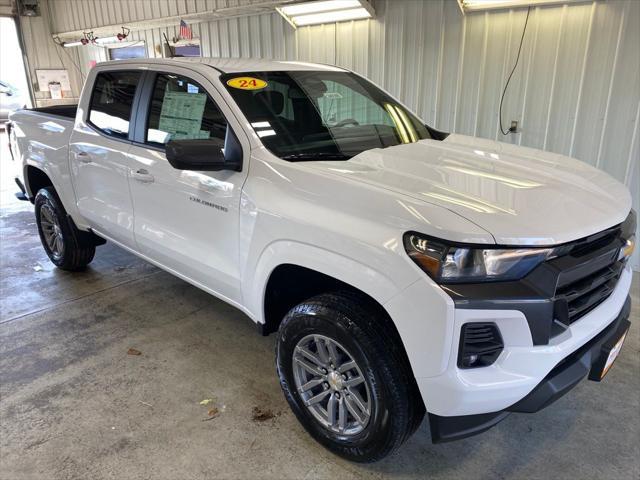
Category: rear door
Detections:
[
  {"x1": 126, "y1": 66, "x2": 250, "y2": 304},
  {"x1": 69, "y1": 68, "x2": 142, "y2": 246}
]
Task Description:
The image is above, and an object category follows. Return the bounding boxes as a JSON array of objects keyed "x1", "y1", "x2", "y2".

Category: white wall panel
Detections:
[
  {"x1": 305, "y1": 0, "x2": 638, "y2": 269},
  {"x1": 18, "y1": 0, "x2": 84, "y2": 104},
  {"x1": 47, "y1": 0, "x2": 279, "y2": 33},
  {"x1": 17, "y1": 0, "x2": 640, "y2": 267},
  {"x1": 434, "y1": 0, "x2": 463, "y2": 131},
  {"x1": 0, "y1": 0, "x2": 14, "y2": 16},
  {"x1": 545, "y1": 2, "x2": 592, "y2": 155}
]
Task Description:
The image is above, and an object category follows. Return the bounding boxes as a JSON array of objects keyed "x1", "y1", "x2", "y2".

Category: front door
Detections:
[
  {"x1": 126, "y1": 68, "x2": 249, "y2": 304},
  {"x1": 69, "y1": 69, "x2": 142, "y2": 246}
]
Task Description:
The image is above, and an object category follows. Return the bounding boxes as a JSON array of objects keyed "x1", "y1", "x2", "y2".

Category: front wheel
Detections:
[
  {"x1": 276, "y1": 292, "x2": 424, "y2": 462},
  {"x1": 34, "y1": 187, "x2": 96, "y2": 271}
]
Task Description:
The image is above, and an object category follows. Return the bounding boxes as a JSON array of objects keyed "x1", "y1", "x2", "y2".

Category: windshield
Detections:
[{"x1": 221, "y1": 71, "x2": 431, "y2": 161}]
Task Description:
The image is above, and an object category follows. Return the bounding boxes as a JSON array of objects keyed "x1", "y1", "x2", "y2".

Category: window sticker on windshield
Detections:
[
  {"x1": 324, "y1": 92, "x2": 342, "y2": 99},
  {"x1": 226, "y1": 77, "x2": 268, "y2": 90}
]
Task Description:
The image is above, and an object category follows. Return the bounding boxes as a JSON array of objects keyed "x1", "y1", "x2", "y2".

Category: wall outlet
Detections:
[{"x1": 509, "y1": 120, "x2": 519, "y2": 133}]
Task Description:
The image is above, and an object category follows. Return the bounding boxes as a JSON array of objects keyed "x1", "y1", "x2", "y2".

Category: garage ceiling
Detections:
[{"x1": 50, "y1": 0, "x2": 299, "y2": 42}]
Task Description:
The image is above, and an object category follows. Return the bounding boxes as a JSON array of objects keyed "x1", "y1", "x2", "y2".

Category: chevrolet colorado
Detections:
[{"x1": 7, "y1": 58, "x2": 636, "y2": 462}]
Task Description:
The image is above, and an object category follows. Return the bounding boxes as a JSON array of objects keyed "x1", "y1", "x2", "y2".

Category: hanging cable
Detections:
[
  {"x1": 46, "y1": 0, "x2": 86, "y2": 83},
  {"x1": 498, "y1": 6, "x2": 531, "y2": 135}
]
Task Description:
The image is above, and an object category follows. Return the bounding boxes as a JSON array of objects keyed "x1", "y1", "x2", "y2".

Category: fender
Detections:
[
  {"x1": 247, "y1": 239, "x2": 457, "y2": 379},
  {"x1": 246, "y1": 240, "x2": 412, "y2": 325},
  {"x1": 15, "y1": 112, "x2": 90, "y2": 230},
  {"x1": 22, "y1": 160, "x2": 89, "y2": 230}
]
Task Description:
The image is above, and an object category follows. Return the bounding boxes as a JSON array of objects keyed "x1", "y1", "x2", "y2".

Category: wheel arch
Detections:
[
  {"x1": 264, "y1": 263, "x2": 426, "y2": 417},
  {"x1": 26, "y1": 166, "x2": 103, "y2": 247},
  {"x1": 263, "y1": 263, "x2": 395, "y2": 335},
  {"x1": 24, "y1": 164, "x2": 53, "y2": 201},
  {"x1": 247, "y1": 240, "x2": 409, "y2": 328},
  {"x1": 252, "y1": 240, "x2": 418, "y2": 384},
  {"x1": 22, "y1": 162, "x2": 90, "y2": 231}
]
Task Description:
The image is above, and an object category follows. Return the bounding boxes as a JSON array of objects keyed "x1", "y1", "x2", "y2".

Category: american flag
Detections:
[{"x1": 179, "y1": 20, "x2": 192, "y2": 40}]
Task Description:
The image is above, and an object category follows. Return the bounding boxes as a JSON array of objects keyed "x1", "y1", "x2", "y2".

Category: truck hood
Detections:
[{"x1": 309, "y1": 134, "x2": 631, "y2": 245}]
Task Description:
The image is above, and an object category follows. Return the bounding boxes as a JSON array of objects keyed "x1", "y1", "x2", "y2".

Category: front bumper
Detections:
[
  {"x1": 416, "y1": 265, "x2": 632, "y2": 419},
  {"x1": 429, "y1": 295, "x2": 631, "y2": 442}
]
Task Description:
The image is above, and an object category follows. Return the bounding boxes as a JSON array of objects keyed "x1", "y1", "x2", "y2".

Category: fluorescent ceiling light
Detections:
[
  {"x1": 280, "y1": 0, "x2": 361, "y2": 16},
  {"x1": 459, "y1": 0, "x2": 587, "y2": 11},
  {"x1": 62, "y1": 41, "x2": 83, "y2": 47},
  {"x1": 95, "y1": 36, "x2": 120, "y2": 45},
  {"x1": 277, "y1": 0, "x2": 374, "y2": 28},
  {"x1": 293, "y1": 8, "x2": 371, "y2": 26},
  {"x1": 105, "y1": 41, "x2": 143, "y2": 49}
]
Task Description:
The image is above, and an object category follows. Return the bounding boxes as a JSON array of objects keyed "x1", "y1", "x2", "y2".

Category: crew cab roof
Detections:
[{"x1": 95, "y1": 57, "x2": 346, "y2": 74}]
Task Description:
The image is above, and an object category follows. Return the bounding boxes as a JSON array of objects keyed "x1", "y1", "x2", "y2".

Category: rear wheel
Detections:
[
  {"x1": 276, "y1": 292, "x2": 424, "y2": 462},
  {"x1": 34, "y1": 187, "x2": 96, "y2": 271}
]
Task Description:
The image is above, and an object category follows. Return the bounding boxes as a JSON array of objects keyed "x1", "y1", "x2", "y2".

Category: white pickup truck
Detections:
[{"x1": 7, "y1": 58, "x2": 636, "y2": 462}]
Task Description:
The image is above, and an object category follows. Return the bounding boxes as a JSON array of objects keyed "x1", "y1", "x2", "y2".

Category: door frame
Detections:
[
  {"x1": 1, "y1": 15, "x2": 35, "y2": 108},
  {"x1": 123, "y1": 64, "x2": 253, "y2": 306},
  {"x1": 69, "y1": 65, "x2": 146, "y2": 234},
  {"x1": 127, "y1": 66, "x2": 251, "y2": 165}
]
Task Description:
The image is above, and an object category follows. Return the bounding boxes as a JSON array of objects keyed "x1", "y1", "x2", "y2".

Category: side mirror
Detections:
[
  {"x1": 165, "y1": 127, "x2": 243, "y2": 172},
  {"x1": 425, "y1": 124, "x2": 449, "y2": 141}
]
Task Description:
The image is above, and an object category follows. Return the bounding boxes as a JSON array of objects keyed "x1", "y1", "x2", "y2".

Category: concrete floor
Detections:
[{"x1": 0, "y1": 135, "x2": 639, "y2": 480}]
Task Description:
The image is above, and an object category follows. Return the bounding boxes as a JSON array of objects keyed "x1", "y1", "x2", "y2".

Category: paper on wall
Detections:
[
  {"x1": 36, "y1": 69, "x2": 71, "y2": 92},
  {"x1": 48, "y1": 82, "x2": 62, "y2": 100}
]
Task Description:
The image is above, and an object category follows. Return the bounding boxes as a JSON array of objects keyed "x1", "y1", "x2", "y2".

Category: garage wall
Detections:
[
  {"x1": 47, "y1": 0, "x2": 271, "y2": 32},
  {"x1": 0, "y1": 0, "x2": 13, "y2": 16},
  {"x1": 293, "y1": 0, "x2": 637, "y2": 268},
  {"x1": 128, "y1": 13, "x2": 296, "y2": 60},
  {"x1": 15, "y1": 0, "x2": 277, "y2": 103},
  {"x1": 17, "y1": 0, "x2": 640, "y2": 268},
  {"x1": 16, "y1": 0, "x2": 85, "y2": 104}
]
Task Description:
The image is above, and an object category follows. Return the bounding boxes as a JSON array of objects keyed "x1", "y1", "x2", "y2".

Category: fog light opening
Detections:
[{"x1": 458, "y1": 323, "x2": 504, "y2": 369}]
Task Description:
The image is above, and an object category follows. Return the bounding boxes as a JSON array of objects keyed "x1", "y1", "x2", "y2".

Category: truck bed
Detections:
[
  {"x1": 8, "y1": 106, "x2": 77, "y2": 202},
  {"x1": 28, "y1": 104, "x2": 78, "y2": 119}
]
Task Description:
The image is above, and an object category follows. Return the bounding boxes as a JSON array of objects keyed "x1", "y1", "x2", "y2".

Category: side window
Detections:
[
  {"x1": 146, "y1": 73, "x2": 227, "y2": 147},
  {"x1": 88, "y1": 71, "x2": 141, "y2": 139}
]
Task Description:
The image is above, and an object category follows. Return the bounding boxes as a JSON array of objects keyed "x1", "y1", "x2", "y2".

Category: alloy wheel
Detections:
[
  {"x1": 292, "y1": 334, "x2": 371, "y2": 436},
  {"x1": 39, "y1": 204, "x2": 64, "y2": 258}
]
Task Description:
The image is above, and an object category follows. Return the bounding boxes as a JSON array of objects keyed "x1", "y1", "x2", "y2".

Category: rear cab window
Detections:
[{"x1": 88, "y1": 71, "x2": 142, "y2": 139}]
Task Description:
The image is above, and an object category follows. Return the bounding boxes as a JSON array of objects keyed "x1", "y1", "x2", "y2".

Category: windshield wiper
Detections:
[{"x1": 281, "y1": 152, "x2": 352, "y2": 161}]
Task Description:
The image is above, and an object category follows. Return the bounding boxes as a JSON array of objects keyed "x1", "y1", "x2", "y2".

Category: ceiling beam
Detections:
[{"x1": 52, "y1": 0, "x2": 299, "y2": 42}]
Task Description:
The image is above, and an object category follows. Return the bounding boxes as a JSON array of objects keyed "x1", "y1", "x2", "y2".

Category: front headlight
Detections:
[{"x1": 403, "y1": 232, "x2": 556, "y2": 283}]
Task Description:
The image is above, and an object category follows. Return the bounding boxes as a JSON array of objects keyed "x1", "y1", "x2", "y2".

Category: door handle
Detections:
[
  {"x1": 131, "y1": 168, "x2": 155, "y2": 183},
  {"x1": 76, "y1": 151, "x2": 92, "y2": 164}
]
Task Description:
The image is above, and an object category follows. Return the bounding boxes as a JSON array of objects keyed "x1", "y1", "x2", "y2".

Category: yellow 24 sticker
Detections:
[{"x1": 226, "y1": 77, "x2": 268, "y2": 90}]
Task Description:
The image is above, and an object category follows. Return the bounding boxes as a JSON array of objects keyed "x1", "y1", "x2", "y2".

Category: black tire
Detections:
[
  {"x1": 34, "y1": 187, "x2": 96, "y2": 271},
  {"x1": 276, "y1": 291, "x2": 425, "y2": 462}
]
